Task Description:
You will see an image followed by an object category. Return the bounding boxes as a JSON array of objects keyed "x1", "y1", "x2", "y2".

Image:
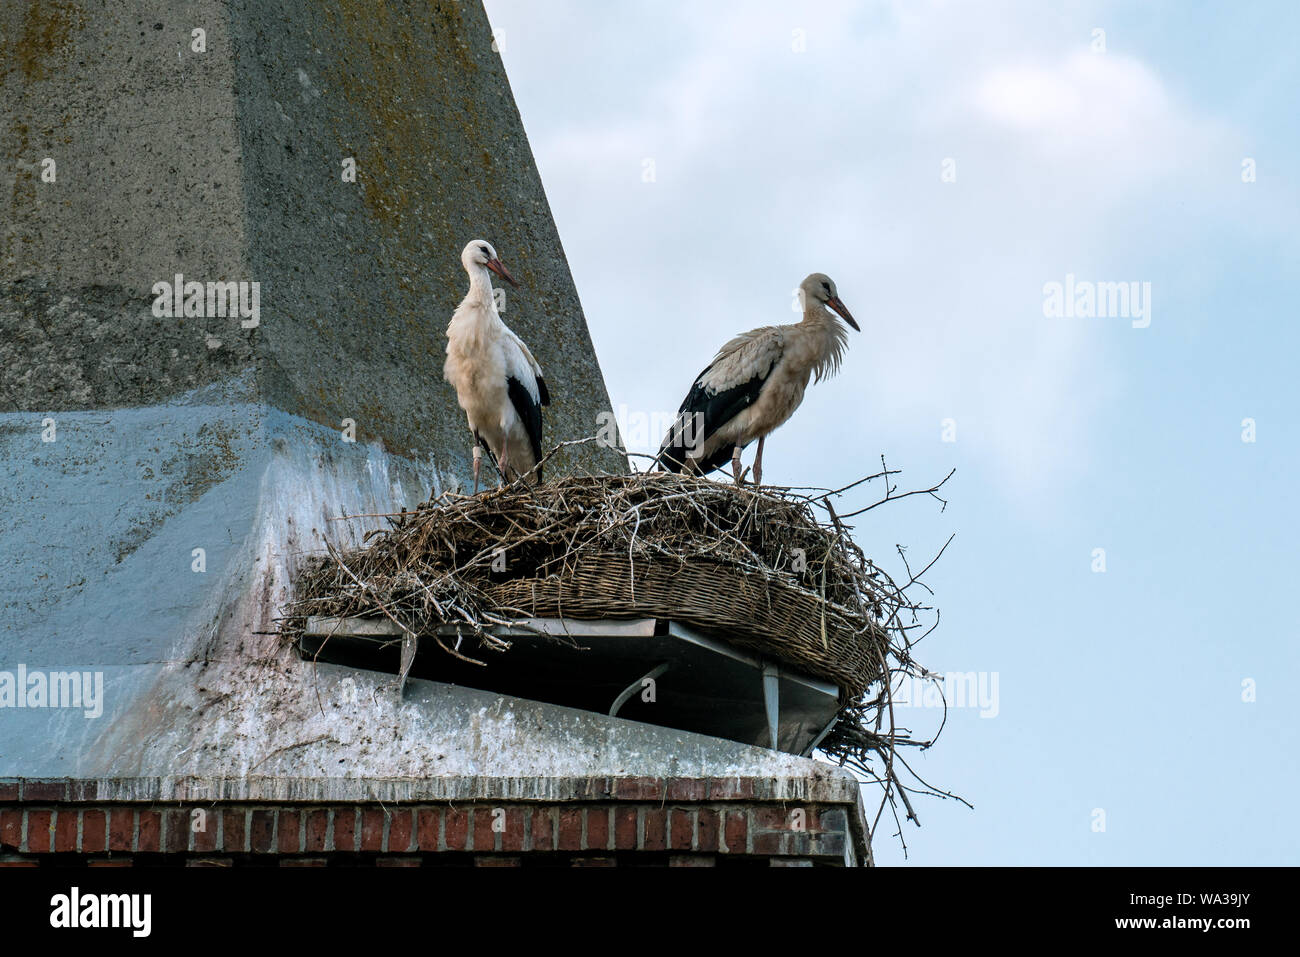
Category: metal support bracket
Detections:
[
  {"x1": 609, "y1": 662, "x2": 671, "y2": 717},
  {"x1": 762, "y1": 663, "x2": 780, "y2": 750}
]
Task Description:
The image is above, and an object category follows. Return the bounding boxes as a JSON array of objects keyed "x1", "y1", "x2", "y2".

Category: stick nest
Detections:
[{"x1": 282, "y1": 463, "x2": 960, "y2": 851}]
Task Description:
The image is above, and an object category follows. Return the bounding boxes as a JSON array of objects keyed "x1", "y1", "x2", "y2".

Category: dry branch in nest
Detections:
[{"x1": 281, "y1": 446, "x2": 961, "y2": 854}]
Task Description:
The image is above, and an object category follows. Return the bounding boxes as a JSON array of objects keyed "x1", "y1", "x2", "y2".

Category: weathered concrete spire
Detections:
[{"x1": 2, "y1": 0, "x2": 621, "y2": 467}]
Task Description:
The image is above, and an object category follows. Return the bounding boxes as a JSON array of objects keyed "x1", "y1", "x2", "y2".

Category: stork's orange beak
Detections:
[
  {"x1": 486, "y1": 258, "x2": 520, "y2": 288},
  {"x1": 827, "y1": 296, "x2": 860, "y2": 331}
]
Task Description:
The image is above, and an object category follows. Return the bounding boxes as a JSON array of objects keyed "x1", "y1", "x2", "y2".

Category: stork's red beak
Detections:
[
  {"x1": 486, "y1": 258, "x2": 520, "y2": 288},
  {"x1": 827, "y1": 296, "x2": 860, "y2": 331}
]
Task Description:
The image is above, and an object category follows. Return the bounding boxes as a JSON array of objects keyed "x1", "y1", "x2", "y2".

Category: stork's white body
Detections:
[
  {"x1": 444, "y1": 242, "x2": 546, "y2": 487},
  {"x1": 690, "y1": 311, "x2": 848, "y2": 465},
  {"x1": 657, "y1": 272, "x2": 857, "y2": 484}
]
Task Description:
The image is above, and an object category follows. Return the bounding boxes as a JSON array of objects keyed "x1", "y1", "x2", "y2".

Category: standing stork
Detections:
[
  {"x1": 656, "y1": 272, "x2": 859, "y2": 484},
  {"x1": 444, "y1": 239, "x2": 550, "y2": 492}
]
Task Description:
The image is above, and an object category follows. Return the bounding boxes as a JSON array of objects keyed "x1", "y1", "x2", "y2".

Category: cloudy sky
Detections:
[{"x1": 483, "y1": 0, "x2": 1299, "y2": 865}]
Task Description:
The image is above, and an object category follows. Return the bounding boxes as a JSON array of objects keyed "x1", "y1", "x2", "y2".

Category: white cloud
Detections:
[
  {"x1": 486, "y1": 0, "x2": 1249, "y2": 505},
  {"x1": 971, "y1": 50, "x2": 1232, "y2": 192},
  {"x1": 976, "y1": 52, "x2": 1169, "y2": 133}
]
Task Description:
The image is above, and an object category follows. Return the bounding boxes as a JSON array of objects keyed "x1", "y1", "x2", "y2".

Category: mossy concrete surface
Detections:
[{"x1": 1, "y1": 0, "x2": 623, "y2": 474}]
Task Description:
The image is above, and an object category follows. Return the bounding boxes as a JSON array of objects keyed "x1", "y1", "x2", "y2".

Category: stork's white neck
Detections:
[
  {"x1": 802, "y1": 301, "x2": 828, "y2": 322},
  {"x1": 799, "y1": 302, "x2": 850, "y2": 383},
  {"x1": 462, "y1": 265, "x2": 498, "y2": 311}
]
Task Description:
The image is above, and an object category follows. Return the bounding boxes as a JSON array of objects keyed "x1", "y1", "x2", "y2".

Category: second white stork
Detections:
[
  {"x1": 656, "y1": 272, "x2": 859, "y2": 484},
  {"x1": 444, "y1": 239, "x2": 550, "y2": 491}
]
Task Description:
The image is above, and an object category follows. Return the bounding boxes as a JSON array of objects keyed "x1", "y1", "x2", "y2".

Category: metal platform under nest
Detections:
[{"x1": 299, "y1": 616, "x2": 842, "y2": 757}]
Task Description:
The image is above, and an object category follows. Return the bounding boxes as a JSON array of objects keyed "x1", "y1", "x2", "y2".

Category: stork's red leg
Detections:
[{"x1": 753, "y1": 436, "x2": 765, "y2": 486}]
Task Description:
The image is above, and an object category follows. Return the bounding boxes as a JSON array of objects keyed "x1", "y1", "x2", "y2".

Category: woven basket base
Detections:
[{"x1": 483, "y1": 553, "x2": 881, "y2": 696}]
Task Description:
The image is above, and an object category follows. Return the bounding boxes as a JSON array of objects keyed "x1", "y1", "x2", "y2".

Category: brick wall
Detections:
[{"x1": 0, "y1": 778, "x2": 865, "y2": 867}]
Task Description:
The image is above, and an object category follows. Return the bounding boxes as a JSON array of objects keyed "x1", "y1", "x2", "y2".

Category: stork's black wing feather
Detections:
[
  {"x1": 537, "y1": 375, "x2": 551, "y2": 407},
  {"x1": 685, "y1": 430, "x2": 745, "y2": 476},
  {"x1": 507, "y1": 376, "x2": 544, "y2": 480},
  {"x1": 655, "y1": 361, "x2": 771, "y2": 475}
]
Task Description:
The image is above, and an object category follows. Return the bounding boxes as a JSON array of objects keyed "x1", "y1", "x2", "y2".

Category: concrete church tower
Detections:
[{"x1": 0, "y1": 1, "x2": 868, "y2": 865}]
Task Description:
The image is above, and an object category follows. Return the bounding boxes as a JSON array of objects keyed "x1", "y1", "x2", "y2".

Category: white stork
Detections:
[
  {"x1": 656, "y1": 272, "x2": 859, "y2": 484},
  {"x1": 444, "y1": 239, "x2": 550, "y2": 492}
]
